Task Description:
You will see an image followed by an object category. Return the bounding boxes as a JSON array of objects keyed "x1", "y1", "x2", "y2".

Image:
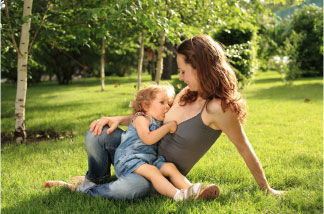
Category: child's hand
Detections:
[{"x1": 167, "y1": 121, "x2": 178, "y2": 133}]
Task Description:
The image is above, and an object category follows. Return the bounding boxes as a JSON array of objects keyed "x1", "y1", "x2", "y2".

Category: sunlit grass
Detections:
[{"x1": 1, "y1": 71, "x2": 323, "y2": 213}]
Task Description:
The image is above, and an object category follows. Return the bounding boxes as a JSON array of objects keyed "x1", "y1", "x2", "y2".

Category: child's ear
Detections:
[{"x1": 142, "y1": 102, "x2": 150, "y2": 113}]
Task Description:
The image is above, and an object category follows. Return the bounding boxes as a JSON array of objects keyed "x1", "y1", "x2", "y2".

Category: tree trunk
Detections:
[
  {"x1": 101, "y1": 36, "x2": 106, "y2": 92},
  {"x1": 162, "y1": 42, "x2": 174, "y2": 80},
  {"x1": 137, "y1": 34, "x2": 144, "y2": 90},
  {"x1": 154, "y1": 31, "x2": 166, "y2": 84},
  {"x1": 14, "y1": 0, "x2": 33, "y2": 143}
]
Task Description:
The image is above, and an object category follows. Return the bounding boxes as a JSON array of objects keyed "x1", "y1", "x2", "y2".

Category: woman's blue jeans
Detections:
[{"x1": 76, "y1": 126, "x2": 155, "y2": 200}]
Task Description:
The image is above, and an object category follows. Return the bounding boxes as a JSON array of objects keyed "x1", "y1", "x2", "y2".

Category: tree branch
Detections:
[
  {"x1": 4, "y1": 0, "x2": 22, "y2": 56},
  {"x1": 55, "y1": 17, "x2": 124, "y2": 28},
  {"x1": 28, "y1": 4, "x2": 52, "y2": 53},
  {"x1": 55, "y1": 45, "x2": 89, "y2": 71}
]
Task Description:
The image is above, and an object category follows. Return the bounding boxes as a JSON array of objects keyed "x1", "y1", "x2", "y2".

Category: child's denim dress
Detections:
[{"x1": 114, "y1": 113, "x2": 166, "y2": 178}]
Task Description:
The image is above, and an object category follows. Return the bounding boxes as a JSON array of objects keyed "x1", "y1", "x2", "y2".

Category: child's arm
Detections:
[{"x1": 133, "y1": 116, "x2": 177, "y2": 145}]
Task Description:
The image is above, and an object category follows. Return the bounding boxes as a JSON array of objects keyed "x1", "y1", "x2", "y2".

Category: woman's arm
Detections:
[
  {"x1": 134, "y1": 116, "x2": 177, "y2": 145},
  {"x1": 209, "y1": 103, "x2": 285, "y2": 196},
  {"x1": 90, "y1": 115, "x2": 133, "y2": 136}
]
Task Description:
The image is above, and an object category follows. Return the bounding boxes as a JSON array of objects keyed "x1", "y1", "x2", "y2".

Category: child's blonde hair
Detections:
[{"x1": 130, "y1": 84, "x2": 175, "y2": 114}]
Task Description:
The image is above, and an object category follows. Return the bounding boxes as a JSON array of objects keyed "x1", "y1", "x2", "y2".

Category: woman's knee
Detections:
[
  {"x1": 110, "y1": 173, "x2": 153, "y2": 199},
  {"x1": 85, "y1": 126, "x2": 124, "y2": 156},
  {"x1": 126, "y1": 174, "x2": 153, "y2": 198},
  {"x1": 85, "y1": 129, "x2": 103, "y2": 154}
]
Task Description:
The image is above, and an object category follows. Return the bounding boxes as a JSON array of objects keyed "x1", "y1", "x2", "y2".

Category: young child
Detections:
[
  {"x1": 45, "y1": 84, "x2": 213, "y2": 200},
  {"x1": 113, "y1": 84, "x2": 202, "y2": 201}
]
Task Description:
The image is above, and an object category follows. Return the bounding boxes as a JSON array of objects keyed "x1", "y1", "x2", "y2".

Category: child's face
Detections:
[{"x1": 145, "y1": 91, "x2": 171, "y2": 121}]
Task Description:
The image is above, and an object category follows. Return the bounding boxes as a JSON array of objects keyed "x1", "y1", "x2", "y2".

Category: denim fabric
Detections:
[
  {"x1": 84, "y1": 126, "x2": 123, "y2": 183},
  {"x1": 114, "y1": 116, "x2": 165, "y2": 177},
  {"x1": 76, "y1": 174, "x2": 156, "y2": 200},
  {"x1": 79, "y1": 126, "x2": 155, "y2": 200}
]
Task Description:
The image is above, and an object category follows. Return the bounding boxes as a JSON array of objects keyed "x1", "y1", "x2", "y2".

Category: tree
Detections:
[
  {"x1": 5, "y1": 0, "x2": 33, "y2": 143},
  {"x1": 2, "y1": 0, "x2": 271, "y2": 143},
  {"x1": 137, "y1": 34, "x2": 145, "y2": 90},
  {"x1": 100, "y1": 36, "x2": 106, "y2": 91},
  {"x1": 154, "y1": 31, "x2": 166, "y2": 84}
]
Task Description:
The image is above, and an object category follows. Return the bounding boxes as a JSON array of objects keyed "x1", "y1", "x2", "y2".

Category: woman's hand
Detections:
[
  {"x1": 89, "y1": 117, "x2": 120, "y2": 136},
  {"x1": 267, "y1": 187, "x2": 287, "y2": 196}
]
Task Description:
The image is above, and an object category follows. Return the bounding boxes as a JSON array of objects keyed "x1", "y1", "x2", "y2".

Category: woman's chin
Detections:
[{"x1": 187, "y1": 86, "x2": 198, "y2": 92}]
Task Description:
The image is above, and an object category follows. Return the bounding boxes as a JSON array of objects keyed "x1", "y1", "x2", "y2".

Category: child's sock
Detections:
[
  {"x1": 173, "y1": 189, "x2": 181, "y2": 200},
  {"x1": 173, "y1": 183, "x2": 202, "y2": 201},
  {"x1": 173, "y1": 189, "x2": 185, "y2": 201},
  {"x1": 173, "y1": 189, "x2": 190, "y2": 201},
  {"x1": 191, "y1": 183, "x2": 202, "y2": 195}
]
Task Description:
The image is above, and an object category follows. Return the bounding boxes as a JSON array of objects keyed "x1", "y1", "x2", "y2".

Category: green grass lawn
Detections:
[{"x1": 1, "y1": 71, "x2": 323, "y2": 213}]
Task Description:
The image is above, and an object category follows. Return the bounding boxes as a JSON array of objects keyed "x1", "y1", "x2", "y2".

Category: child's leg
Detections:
[
  {"x1": 160, "y1": 162, "x2": 191, "y2": 190},
  {"x1": 44, "y1": 181, "x2": 77, "y2": 192},
  {"x1": 133, "y1": 164, "x2": 177, "y2": 198}
]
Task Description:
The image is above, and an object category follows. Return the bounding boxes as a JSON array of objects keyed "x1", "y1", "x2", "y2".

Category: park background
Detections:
[{"x1": 1, "y1": 0, "x2": 323, "y2": 213}]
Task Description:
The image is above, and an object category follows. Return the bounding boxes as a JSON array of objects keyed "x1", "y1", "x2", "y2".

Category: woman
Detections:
[{"x1": 71, "y1": 35, "x2": 285, "y2": 200}]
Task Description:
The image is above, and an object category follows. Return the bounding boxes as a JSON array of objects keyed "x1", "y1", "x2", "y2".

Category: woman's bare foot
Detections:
[
  {"x1": 198, "y1": 184, "x2": 220, "y2": 200},
  {"x1": 70, "y1": 176, "x2": 85, "y2": 185},
  {"x1": 44, "y1": 181, "x2": 77, "y2": 192}
]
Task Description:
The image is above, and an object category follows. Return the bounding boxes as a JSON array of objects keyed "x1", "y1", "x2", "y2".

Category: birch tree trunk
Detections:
[
  {"x1": 137, "y1": 34, "x2": 144, "y2": 90},
  {"x1": 100, "y1": 36, "x2": 106, "y2": 92},
  {"x1": 14, "y1": 0, "x2": 33, "y2": 143},
  {"x1": 154, "y1": 31, "x2": 166, "y2": 85}
]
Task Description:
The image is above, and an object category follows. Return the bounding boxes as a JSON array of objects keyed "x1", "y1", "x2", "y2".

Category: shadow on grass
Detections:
[
  {"x1": 1, "y1": 130, "x2": 75, "y2": 145},
  {"x1": 1, "y1": 76, "x2": 151, "y2": 102},
  {"x1": 2, "y1": 100, "x2": 126, "y2": 135},
  {"x1": 2, "y1": 176, "x2": 322, "y2": 213},
  {"x1": 1, "y1": 134, "x2": 78, "y2": 155},
  {"x1": 1, "y1": 188, "x2": 225, "y2": 214}
]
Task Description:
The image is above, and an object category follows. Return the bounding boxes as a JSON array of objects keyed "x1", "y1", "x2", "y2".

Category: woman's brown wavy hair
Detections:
[{"x1": 176, "y1": 35, "x2": 247, "y2": 123}]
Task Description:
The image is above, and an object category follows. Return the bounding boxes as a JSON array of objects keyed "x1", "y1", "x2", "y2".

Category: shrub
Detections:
[
  {"x1": 256, "y1": 14, "x2": 286, "y2": 72},
  {"x1": 213, "y1": 28, "x2": 258, "y2": 87},
  {"x1": 226, "y1": 42, "x2": 253, "y2": 86},
  {"x1": 259, "y1": 4, "x2": 323, "y2": 79},
  {"x1": 290, "y1": 4, "x2": 323, "y2": 77},
  {"x1": 281, "y1": 30, "x2": 303, "y2": 81}
]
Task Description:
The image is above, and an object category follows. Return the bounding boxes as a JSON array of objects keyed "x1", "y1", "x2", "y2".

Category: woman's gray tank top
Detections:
[{"x1": 158, "y1": 103, "x2": 222, "y2": 175}]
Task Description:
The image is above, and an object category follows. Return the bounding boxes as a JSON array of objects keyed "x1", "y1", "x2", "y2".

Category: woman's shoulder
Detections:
[
  {"x1": 206, "y1": 98, "x2": 223, "y2": 114},
  {"x1": 204, "y1": 98, "x2": 240, "y2": 130},
  {"x1": 206, "y1": 98, "x2": 237, "y2": 120}
]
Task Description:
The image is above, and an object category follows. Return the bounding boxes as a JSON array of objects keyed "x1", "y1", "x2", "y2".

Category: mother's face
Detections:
[{"x1": 176, "y1": 54, "x2": 199, "y2": 91}]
